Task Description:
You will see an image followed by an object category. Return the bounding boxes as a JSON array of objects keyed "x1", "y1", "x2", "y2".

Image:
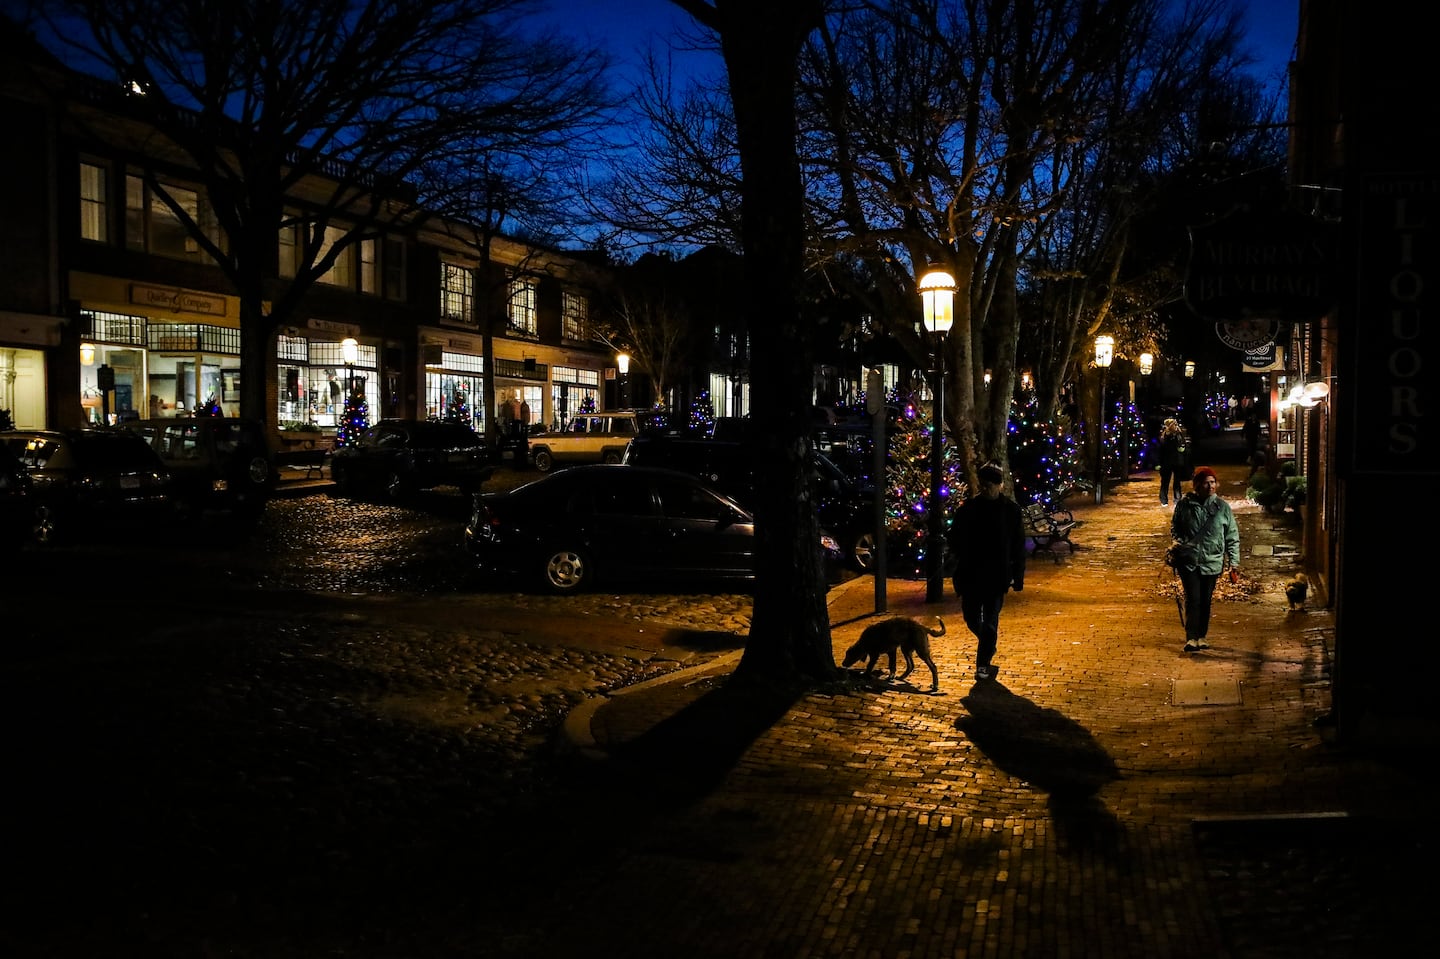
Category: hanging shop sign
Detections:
[
  {"x1": 1240, "y1": 341, "x2": 1284, "y2": 371},
  {"x1": 1216, "y1": 317, "x2": 1281, "y2": 350},
  {"x1": 1184, "y1": 209, "x2": 1338, "y2": 324}
]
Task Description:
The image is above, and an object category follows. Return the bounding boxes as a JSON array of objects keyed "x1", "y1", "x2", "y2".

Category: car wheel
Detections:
[
  {"x1": 602, "y1": 450, "x2": 621, "y2": 465},
  {"x1": 540, "y1": 546, "x2": 590, "y2": 593},
  {"x1": 533, "y1": 448, "x2": 554, "y2": 473},
  {"x1": 852, "y1": 530, "x2": 877, "y2": 572},
  {"x1": 383, "y1": 469, "x2": 406, "y2": 500},
  {"x1": 334, "y1": 465, "x2": 358, "y2": 498},
  {"x1": 243, "y1": 454, "x2": 270, "y2": 487}
]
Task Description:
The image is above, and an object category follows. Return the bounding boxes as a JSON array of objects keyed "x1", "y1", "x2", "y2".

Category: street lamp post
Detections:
[
  {"x1": 341, "y1": 337, "x2": 358, "y2": 399},
  {"x1": 616, "y1": 352, "x2": 630, "y2": 409},
  {"x1": 918, "y1": 265, "x2": 955, "y2": 604},
  {"x1": 1094, "y1": 335, "x2": 1113, "y2": 504}
]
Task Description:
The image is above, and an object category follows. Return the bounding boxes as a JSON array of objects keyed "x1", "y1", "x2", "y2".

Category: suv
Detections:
[
  {"x1": 622, "y1": 434, "x2": 880, "y2": 571},
  {"x1": 125, "y1": 417, "x2": 276, "y2": 517},
  {"x1": 526, "y1": 412, "x2": 640, "y2": 472}
]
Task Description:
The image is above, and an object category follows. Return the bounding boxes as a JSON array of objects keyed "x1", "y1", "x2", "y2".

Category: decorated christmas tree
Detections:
[
  {"x1": 1007, "y1": 394, "x2": 1085, "y2": 507},
  {"x1": 881, "y1": 394, "x2": 963, "y2": 579},
  {"x1": 335, "y1": 389, "x2": 370, "y2": 448},
  {"x1": 689, "y1": 390, "x2": 716, "y2": 435}
]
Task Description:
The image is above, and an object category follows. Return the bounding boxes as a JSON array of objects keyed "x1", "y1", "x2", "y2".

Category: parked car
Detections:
[
  {"x1": 0, "y1": 427, "x2": 174, "y2": 544},
  {"x1": 330, "y1": 419, "x2": 493, "y2": 500},
  {"x1": 124, "y1": 417, "x2": 276, "y2": 516},
  {"x1": 0, "y1": 440, "x2": 33, "y2": 544},
  {"x1": 621, "y1": 434, "x2": 882, "y2": 572},
  {"x1": 464, "y1": 463, "x2": 844, "y2": 594},
  {"x1": 525, "y1": 411, "x2": 640, "y2": 472}
]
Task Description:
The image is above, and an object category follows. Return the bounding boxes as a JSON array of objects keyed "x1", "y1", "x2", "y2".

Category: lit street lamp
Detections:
[
  {"x1": 341, "y1": 336, "x2": 358, "y2": 399},
  {"x1": 1094, "y1": 335, "x2": 1113, "y2": 504},
  {"x1": 616, "y1": 352, "x2": 630, "y2": 409},
  {"x1": 918, "y1": 265, "x2": 955, "y2": 604}
]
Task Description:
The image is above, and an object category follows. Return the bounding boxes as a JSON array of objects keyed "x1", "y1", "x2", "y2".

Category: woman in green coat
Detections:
[{"x1": 1170, "y1": 466, "x2": 1241, "y2": 652}]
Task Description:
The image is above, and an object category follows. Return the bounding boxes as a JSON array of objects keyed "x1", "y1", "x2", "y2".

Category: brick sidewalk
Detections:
[{"x1": 542, "y1": 459, "x2": 1426, "y2": 958}]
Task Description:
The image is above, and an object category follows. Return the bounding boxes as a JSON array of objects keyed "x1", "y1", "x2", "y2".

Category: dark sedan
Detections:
[
  {"x1": 464, "y1": 463, "x2": 843, "y2": 594},
  {"x1": 0, "y1": 427, "x2": 173, "y2": 544},
  {"x1": 330, "y1": 419, "x2": 493, "y2": 500}
]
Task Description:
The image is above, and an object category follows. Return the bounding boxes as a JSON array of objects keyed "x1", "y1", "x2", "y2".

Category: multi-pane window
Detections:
[
  {"x1": 79, "y1": 161, "x2": 107, "y2": 242},
  {"x1": 441, "y1": 262, "x2": 473, "y2": 324},
  {"x1": 508, "y1": 275, "x2": 537, "y2": 336},
  {"x1": 317, "y1": 225, "x2": 353, "y2": 288},
  {"x1": 125, "y1": 173, "x2": 220, "y2": 262},
  {"x1": 383, "y1": 237, "x2": 406, "y2": 300},
  {"x1": 359, "y1": 238, "x2": 377, "y2": 294},
  {"x1": 278, "y1": 220, "x2": 298, "y2": 278},
  {"x1": 562, "y1": 291, "x2": 587, "y2": 341}
]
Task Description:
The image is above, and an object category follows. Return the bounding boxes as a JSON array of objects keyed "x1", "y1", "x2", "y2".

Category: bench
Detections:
[
  {"x1": 1022, "y1": 502, "x2": 1078, "y2": 555},
  {"x1": 280, "y1": 446, "x2": 331, "y2": 480}
]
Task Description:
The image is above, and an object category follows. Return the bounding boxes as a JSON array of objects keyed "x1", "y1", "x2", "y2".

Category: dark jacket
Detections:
[
  {"x1": 1159, "y1": 430, "x2": 1191, "y2": 472},
  {"x1": 948, "y1": 494, "x2": 1026, "y2": 593}
]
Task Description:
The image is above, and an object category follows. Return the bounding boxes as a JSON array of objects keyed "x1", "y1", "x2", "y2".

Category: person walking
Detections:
[
  {"x1": 1156, "y1": 418, "x2": 1191, "y2": 506},
  {"x1": 1170, "y1": 466, "x2": 1241, "y2": 653},
  {"x1": 949, "y1": 463, "x2": 1027, "y2": 680}
]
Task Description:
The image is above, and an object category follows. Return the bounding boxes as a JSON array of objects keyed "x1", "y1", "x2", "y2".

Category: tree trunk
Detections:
[{"x1": 701, "y1": 0, "x2": 834, "y2": 685}]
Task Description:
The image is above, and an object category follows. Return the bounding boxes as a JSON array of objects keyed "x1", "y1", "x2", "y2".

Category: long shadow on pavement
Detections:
[{"x1": 958, "y1": 679, "x2": 1124, "y2": 853}]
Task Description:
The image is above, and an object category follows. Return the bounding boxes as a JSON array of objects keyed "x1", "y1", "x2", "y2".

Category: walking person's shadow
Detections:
[{"x1": 958, "y1": 680, "x2": 1124, "y2": 854}]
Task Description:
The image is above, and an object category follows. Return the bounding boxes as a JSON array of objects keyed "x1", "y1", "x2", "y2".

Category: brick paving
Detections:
[{"x1": 536, "y1": 453, "x2": 1428, "y2": 958}]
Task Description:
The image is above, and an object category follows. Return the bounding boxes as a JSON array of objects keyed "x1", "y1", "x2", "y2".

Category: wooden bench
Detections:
[
  {"x1": 280, "y1": 446, "x2": 331, "y2": 480},
  {"x1": 1022, "y1": 502, "x2": 1078, "y2": 555}
]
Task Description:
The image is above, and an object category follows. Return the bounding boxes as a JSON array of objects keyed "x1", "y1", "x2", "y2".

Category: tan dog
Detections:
[{"x1": 842, "y1": 616, "x2": 944, "y2": 691}]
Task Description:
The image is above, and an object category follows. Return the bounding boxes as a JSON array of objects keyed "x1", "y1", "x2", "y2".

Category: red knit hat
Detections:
[{"x1": 1192, "y1": 466, "x2": 1217, "y2": 482}]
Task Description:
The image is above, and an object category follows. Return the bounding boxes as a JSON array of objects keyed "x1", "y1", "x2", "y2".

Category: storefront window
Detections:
[
  {"x1": 424, "y1": 350, "x2": 486, "y2": 432},
  {"x1": 276, "y1": 334, "x2": 375, "y2": 433}
]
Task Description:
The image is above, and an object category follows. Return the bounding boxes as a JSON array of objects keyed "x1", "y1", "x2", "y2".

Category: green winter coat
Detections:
[{"x1": 1170, "y1": 492, "x2": 1240, "y2": 576}]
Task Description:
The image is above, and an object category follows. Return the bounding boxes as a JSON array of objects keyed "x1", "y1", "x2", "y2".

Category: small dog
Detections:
[
  {"x1": 1285, "y1": 573, "x2": 1308, "y2": 610},
  {"x1": 842, "y1": 616, "x2": 944, "y2": 690}
]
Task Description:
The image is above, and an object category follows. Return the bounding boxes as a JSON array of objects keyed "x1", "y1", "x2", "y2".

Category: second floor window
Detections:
[
  {"x1": 508, "y1": 276, "x2": 537, "y2": 336},
  {"x1": 126, "y1": 173, "x2": 221, "y2": 263},
  {"x1": 441, "y1": 262, "x2": 473, "y2": 324},
  {"x1": 79, "y1": 160, "x2": 107, "y2": 242},
  {"x1": 317, "y1": 225, "x2": 354, "y2": 288},
  {"x1": 562, "y1": 291, "x2": 587, "y2": 341},
  {"x1": 359, "y1": 238, "x2": 377, "y2": 294}
]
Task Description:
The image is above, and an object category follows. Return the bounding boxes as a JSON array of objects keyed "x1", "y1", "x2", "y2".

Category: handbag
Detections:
[{"x1": 1165, "y1": 503, "x2": 1220, "y2": 570}]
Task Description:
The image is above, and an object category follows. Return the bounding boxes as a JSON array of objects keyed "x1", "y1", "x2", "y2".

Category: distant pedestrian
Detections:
[
  {"x1": 948, "y1": 463, "x2": 1027, "y2": 680},
  {"x1": 1241, "y1": 410, "x2": 1261, "y2": 459},
  {"x1": 1156, "y1": 418, "x2": 1191, "y2": 506},
  {"x1": 1170, "y1": 466, "x2": 1240, "y2": 653}
]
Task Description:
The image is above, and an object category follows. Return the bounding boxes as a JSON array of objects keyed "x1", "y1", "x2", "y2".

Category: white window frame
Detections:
[
  {"x1": 508, "y1": 275, "x2": 537, "y2": 336},
  {"x1": 441, "y1": 262, "x2": 474, "y2": 324},
  {"x1": 79, "y1": 160, "x2": 108, "y2": 243},
  {"x1": 562, "y1": 291, "x2": 587, "y2": 341}
]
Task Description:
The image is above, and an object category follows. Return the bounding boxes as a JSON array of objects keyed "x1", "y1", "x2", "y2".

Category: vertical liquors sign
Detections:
[{"x1": 1356, "y1": 173, "x2": 1438, "y2": 474}]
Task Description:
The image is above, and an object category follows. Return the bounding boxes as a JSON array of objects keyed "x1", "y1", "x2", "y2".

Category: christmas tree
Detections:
[
  {"x1": 336, "y1": 389, "x2": 370, "y2": 448},
  {"x1": 880, "y1": 395, "x2": 963, "y2": 579},
  {"x1": 1007, "y1": 394, "x2": 1085, "y2": 507},
  {"x1": 689, "y1": 390, "x2": 716, "y2": 435}
]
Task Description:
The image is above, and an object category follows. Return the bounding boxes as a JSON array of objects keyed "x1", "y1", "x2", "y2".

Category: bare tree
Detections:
[
  {"x1": 19, "y1": 0, "x2": 610, "y2": 427},
  {"x1": 589, "y1": 261, "x2": 694, "y2": 412}
]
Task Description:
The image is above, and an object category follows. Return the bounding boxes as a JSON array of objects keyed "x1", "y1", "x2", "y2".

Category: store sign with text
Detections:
[
  {"x1": 1185, "y1": 210, "x2": 1338, "y2": 323},
  {"x1": 1355, "y1": 172, "x2": 1437, "y2": 474}
]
